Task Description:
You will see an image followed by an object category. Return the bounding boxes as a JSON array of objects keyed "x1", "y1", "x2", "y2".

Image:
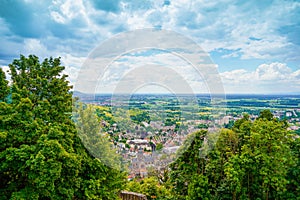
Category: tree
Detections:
[
  {"x1": 168, "y1": 130, "x2": 208, "y2": 200},
  {"x1": 125, "y1": 177, "x2": 172, "y2": 199},
  {"x1": 283, "y1": 136, "x2": 300, "y2": 199},
  {"x1": 74, "y1": 103, "x2": 123, "y2": 170},
  {"x1": 129, "y1": 108, "x2": 150, "y2": 124},
  {"x1": 156, "y1": 143, "x2": 163, "y2": 151},
  {"x1": 186, "y1": 174, "x2": 211, "y2": 200},
  {"x1": 167, "y1": 110, "x2": 297, "y2": 200},
  {"x1": 0, "y1": 55, "x2": 125, "y2": 199},
  {"x1": 0, "y1": 68, "x2": 9, "y2": 102},
  {"x1": 95, "y1": 105, "x2": 116, "y2": 132},
  {"x1": 258, "y1": 109, "x2": 274, "y2": 121}
]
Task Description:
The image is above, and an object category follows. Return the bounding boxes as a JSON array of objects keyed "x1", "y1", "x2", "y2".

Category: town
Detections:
[{"x1": 76, "y1": 93, "x2": 300, "y2": 179}]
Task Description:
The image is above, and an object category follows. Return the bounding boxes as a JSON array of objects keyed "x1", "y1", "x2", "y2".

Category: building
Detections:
[{"x1": 129, "y1": 148, "x2": 154, "y2": 178}]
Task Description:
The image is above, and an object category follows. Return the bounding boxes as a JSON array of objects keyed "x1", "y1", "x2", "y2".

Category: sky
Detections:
[{"x1": 0, "y1": 0, "x2": 300, "y2": 94}]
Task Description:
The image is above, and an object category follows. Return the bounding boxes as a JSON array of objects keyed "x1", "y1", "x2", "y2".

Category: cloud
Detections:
[
  {"x1": 0, "y1": 0, "x2": 299, "y2": 94},
  {"x1": 61, "y1": 54, "x2": 86, "y2": 84},
  {"x1": 0, "y1": 0, "x2": 50, "y2": 38},
  {"x1": 24, "y1": 39, "x2": 48, "y2": 57},
  {"x1": 49, "y1": 0, "x2": 88, "y2": 25},
  {"x1": 76, "y1": 47, "x2": 216, "y2": 94},
  {"x1": 139, "y1": 1, "x2": 299, "y2": 61},
  {"x1": 221, "y1": 69, "x2": 250, "y2": 84},
  {"x1": 221, "y1": 62, "x2": 300, "y2": 93},
  {"x1": 292, "y1": 70, "x2": 300, "y2": 79},
  {"x1": 254, "y1": 63, "x2": 292, "y2": 81},
  {"x1": 1, "y1": 0, "x2": 299, "y2": 62},
  {"x1": 0, "y1": 65, "x2": 11, "y2": 82}
]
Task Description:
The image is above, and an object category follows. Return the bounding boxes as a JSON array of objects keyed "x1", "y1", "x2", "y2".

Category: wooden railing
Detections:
[{"x1": 120, "y1": 191, "x2": 147, "y2": 200}]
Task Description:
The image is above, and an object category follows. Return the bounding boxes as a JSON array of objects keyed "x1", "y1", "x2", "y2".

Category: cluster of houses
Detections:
[
  {"x1": 108, "y1": 108, "x2": 300, "y2": 179},
  {"x1": 116, "y1": 138, "x2": 175, "y2": 179}
]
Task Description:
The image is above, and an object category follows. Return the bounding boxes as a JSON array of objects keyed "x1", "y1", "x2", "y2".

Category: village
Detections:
[{"x1": 101, "y1": 106, "x2": 300, "y2": 179}]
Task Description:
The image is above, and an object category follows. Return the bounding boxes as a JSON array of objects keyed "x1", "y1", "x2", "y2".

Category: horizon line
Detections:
[{"x1": 73, "y1": 91, "x2": 300, "y2": 96}]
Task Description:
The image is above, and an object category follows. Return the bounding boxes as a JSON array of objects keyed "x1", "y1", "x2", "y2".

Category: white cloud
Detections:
[
  {"x1": 50, "y1": 11, "x2": 66, "y2": 24},
  {"x1": 129, "y1": 0, "x2": 300, "y2": 60},
  {"x1": 292, "y1": 70, "x2": 300, "y2": 80},
  {"x1": 61, "y1": 53, "x2": 86, "y2": 85},
  {"x1": 221, "y1": 69, "x2": 250, "y2": 84},
  {"x1": 1, "y1": 0, "x2": 299, "y2": 95},
  {"x1": 76, "y1": 49, "x2": 217, "y2": 94},
  {"x1": 254, "y1": 62, "x2": 292, "y2": 81},
  {"x1": 2, "y1": 0, "x2": 299, "y2": 63},
  {"x1": 1, "y1": 65, "x2": 10, "y2": 78},
  {"x1": 221, "y1": 62, "x2": 300, "y2": 93},
  {"x1": 50, "y1": 0, "x2": 87, "y2": 24},
  {"x1": 24, "y1": 39, "x2": 48, "y2": 57}
]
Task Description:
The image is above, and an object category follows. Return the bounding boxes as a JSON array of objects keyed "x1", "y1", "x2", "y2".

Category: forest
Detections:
[{"x1": 1, "y1": 55, "x2": 299, "y2": 199}]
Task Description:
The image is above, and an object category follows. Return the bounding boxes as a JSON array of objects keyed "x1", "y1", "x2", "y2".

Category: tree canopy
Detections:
[
  {"x1": 0, "y1": 55, "x2": 125, "y2": 199},
  {"x1": 167, "y1": 110, "x2": 300, "y2": 200},
  {"x1": 0, "y1": 68, "x2": 9, "y2": 102}
]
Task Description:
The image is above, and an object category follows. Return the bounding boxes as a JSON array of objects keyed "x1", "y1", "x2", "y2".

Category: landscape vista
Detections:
[{"x1": 0, "y1": 0, "x2": 300, "y2": 199}]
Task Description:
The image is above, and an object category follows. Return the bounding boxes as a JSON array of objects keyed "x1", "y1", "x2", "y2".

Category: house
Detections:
[{"x1": 130, "y1": 148, "x2": 154, "y2": 178}]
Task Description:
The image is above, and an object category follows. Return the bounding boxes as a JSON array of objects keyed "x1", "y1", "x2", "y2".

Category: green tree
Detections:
[
  {"x1": 0, "y1": 68, "x2": 9, "y2": 102},
  {"x1": 168, "y1": 130, "x2": 208, "y2": 200},
  {"x1": 283, "y1": 136, "x2": 300, "y2": 199},
  {"x1": 156, "y1": 143, "x2": 163, "y2": 151},
  {"x1": 167, "y1": 110, "x2": 297, "y2": 200},
  {"x1": 0, "y1": 55, "x2": 125, "y2": 199},
  {"x1": 74, "y1": 103, "x2": 123, "y2": 171},
  {"x1": 125, "y1": 177, "x2": 172, "y2": 199},
  {"x1": 186, "y1": 174, "x2": 211, "y2": 200},
  {"x1": 95, "y1": 105, "x2": 116, "y2": 132},
  {"x1": 129, "y1": 108, "x2": 150, "y2": 124},
  {"x1": 197, "y1": 123, "x2": 208, "y2": 129},
  {"x1": 258, "y1": 109, "x2": 274, "y2": 121}
]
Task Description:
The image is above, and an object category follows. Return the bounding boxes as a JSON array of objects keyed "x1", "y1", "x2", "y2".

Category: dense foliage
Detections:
[
  {"x1": 0, "y1": 68, "x2": 9, "y2": 102},
  {"x1": 167, "y1": 110, "x2": 300, "y2": 200},
  {"x1": 0, "y1": 55, "x2": 125, "y2": 199},
  {"x1": 125, "y1": 177, "x2": 172, "y2": 199}
]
